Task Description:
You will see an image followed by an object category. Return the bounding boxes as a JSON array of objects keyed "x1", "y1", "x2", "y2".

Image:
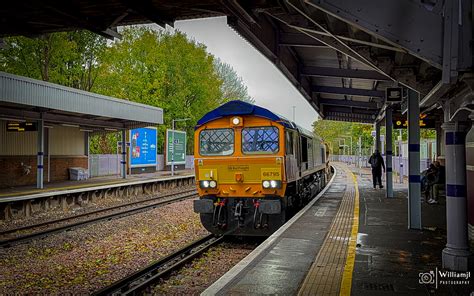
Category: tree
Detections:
[
  {"x1": 313, "y1": 120, "x2": 373, "y2": 155},
  {"x1": 94, "y1": 27, "x2": 225, "y2": 154},
  {"x1": 213, "y1": 58, "x2": 255, "y2": 104},
  {"x1": 0, "y1": 31, "x2": 106, "y2": 91},
  {"x1": 313, "y1": 119, "x2": 438, "y2": 156}
]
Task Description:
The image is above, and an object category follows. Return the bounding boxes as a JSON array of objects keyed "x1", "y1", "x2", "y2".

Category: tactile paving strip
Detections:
[{"x1": 298, "y1": 165, "x2": 357, "y2": 296}]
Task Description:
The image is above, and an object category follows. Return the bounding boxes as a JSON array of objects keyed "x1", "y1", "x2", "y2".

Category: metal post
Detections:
[
  {"x1": 358, "y1": 136, "x2": 362, "y2": 176},
  {"x1": 121, "y1": 130, "x2": 126, "y2": 179},
  {"x1": 37, "y1": 118, "x2": 44, "y2": 189},
  {"x1": 442, "y1": 119, "x2": 471, "y2": 271},
  {"x1": 407, "y1": 89, "x2": 421, "y2": 229},
  {"x1": 47, "y1": 127, "x2": 51, "y2": 183},
  {"x1": 385, "y1": 106, "x2": 393, "y2": 198},
  {"x1": 399, "y1": 129, "x2": 403, "y2": 184},
  {"x1": 85, "y1": 131, "x2": 90, "y2": 179},
  {"x1": 436, "y1": 125, "x2": 443, "y2": 158},
  {"x1": 375, "y1": 122, "x2": 381, "y2": 152},
  {"x1": 171, "y1": 120, "x2": 175, "y2": 177}
]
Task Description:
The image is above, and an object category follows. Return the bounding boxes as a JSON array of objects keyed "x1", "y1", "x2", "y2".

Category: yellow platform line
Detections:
[
  {"x1": 0, "y1": 179, "x2": 127, "y2": 198},
  {"x1": 339, "y1": 172, "x2": 360, "y2": 296}
]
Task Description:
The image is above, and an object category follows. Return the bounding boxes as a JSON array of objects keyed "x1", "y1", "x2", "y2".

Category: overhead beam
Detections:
[
  {"x1": 279, "y1": 32, "x2": 327, "y2": 48},
  {"x1": 123, "y1": 0, "x2": 174, "y2": 28},
  {"x1": 41, "y1": 1, "x2": 121, "y2": 39},
  {"x1": 324, "y1": 111, "x2": 375, "y2": 123},
  {"x1": 301, "y1": 66, "x2": 390, "y2": 81},
  {"x1": 0, "y1": 107, "x2": 125, "y2": 129},
  {"x1": 319, "y1": 98, "x2": 379, "y2": 109},
  {"x1": 313, "y1": 86, "x2": 385, "y2": 98},
  {"x1": 305, "y1": 0, "x2": 444, "y2": 68}
]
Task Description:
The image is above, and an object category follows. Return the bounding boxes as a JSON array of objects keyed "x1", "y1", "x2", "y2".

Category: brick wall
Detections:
[{"x1": 0, "y1": 156, "x2": 88, "y2": 188}]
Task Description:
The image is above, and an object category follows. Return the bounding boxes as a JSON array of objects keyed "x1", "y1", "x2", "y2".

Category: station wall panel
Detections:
[{"x1": 50, "y1": 126, "x2": 85, "y2": 156}]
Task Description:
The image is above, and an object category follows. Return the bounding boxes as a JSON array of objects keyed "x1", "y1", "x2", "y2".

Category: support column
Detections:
[
  {"x1": 37, "y1": 118, "x2": 44, "y2": 189},
  {"x1": 467, "y1": 114, "x2": 474, "y2": 251},
  {"x1": 407, "y1": 89, "x2": 421, "y2": 229},
  {"x1": 85, "y1": 131, "x2": 90, "y2": 178},
  {"x1": 385, "y1": 106, "x2": 393, "y2": 198},
  {"x1": 436, "y1": 124, "x2": 443, "y2": 158},
  {"x1": 442, "y1": 120, "x2": 471, "y2": 271},
  {"x1": 375, "y1": 122, "x2": 381, "y2": 152},
  {"x1": 121, "y1": 130, "x2": 127, "y2": 179}
]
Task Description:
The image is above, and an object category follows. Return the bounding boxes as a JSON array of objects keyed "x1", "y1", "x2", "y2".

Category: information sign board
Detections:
[
  {"x1": 392, "y1": 113, "x2": 436, "y2": 129},
  {"x1": 386, "y1": 87, "x2": 403, "y2": 102},
  {"x1": 166, "y1": 129, "x2": 186, "y2": 165},
  {"x1": 7, "y1": 122, "x2": 37, "y2": 132},
  {"x1": 129, "y1": 127, "x2": 157, "y2": 168}
]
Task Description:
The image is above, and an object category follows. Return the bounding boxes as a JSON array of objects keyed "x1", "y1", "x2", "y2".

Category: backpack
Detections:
[{"x1": 371, "y1": 155, "x2": 380, "y2": 168}]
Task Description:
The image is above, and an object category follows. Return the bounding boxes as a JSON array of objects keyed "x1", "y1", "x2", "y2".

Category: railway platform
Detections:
[
  {"x1": 0, "y1": 170, "x2": 194, "y2": 220},
  {"x1": 204, "y1": 162, "x2": 474, "y2": 295}
]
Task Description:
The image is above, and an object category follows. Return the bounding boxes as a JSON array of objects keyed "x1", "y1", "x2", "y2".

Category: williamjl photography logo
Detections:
[{"x1": 419, "y1": 268, "x2": 471, "y2": 289}]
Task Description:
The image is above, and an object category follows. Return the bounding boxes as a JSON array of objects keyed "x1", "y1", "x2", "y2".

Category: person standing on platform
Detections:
[{"x1": 368, "y1": 150, "x2": 385, "y2": 189}]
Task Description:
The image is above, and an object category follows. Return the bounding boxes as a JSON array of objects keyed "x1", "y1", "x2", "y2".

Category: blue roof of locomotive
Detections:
[{"x1": 195, "y1": 100, "x2": 295, "y2": 129}]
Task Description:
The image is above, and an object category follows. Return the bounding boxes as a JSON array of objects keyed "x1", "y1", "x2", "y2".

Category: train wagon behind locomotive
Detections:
[{"x1": 193, "y1": 100, "x2": 328, "y2": 236}]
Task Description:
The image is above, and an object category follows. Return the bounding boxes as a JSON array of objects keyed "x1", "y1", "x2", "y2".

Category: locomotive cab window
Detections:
[
  {"x1": 199, "y1": 128, "x2": 234, "y2": 156},
  {"x1": 242, "y1": 126, "x2": 279, "y2": 154}
]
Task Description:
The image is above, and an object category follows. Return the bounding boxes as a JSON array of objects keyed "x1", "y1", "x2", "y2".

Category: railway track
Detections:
[
  {"x1": 0, "y1": 189, "x2": 198, "y2": 247},
  {"x1": 93, "y1": 234, "x2": 224, "y2": 296}
]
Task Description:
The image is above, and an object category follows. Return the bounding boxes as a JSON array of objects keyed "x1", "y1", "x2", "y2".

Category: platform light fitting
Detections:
[
  {"x1": 0, "y1": 117, "x2": 26, "y2": 122},
  {"x1": 104, "y1": 128, "x2": 117, "y2": 131},
  {"x1": 61, "y1": 123, "x2": 80, "y2": 128}
]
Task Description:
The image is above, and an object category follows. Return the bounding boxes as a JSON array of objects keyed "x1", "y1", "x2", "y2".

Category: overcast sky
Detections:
[{"x1": 168, "y1": 17, "x2": 319, "y2": 130}]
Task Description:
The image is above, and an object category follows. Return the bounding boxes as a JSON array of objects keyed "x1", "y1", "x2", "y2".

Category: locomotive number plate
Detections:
[{"x1": 261, "y1": 168, "x2": 282, "y2": 180}]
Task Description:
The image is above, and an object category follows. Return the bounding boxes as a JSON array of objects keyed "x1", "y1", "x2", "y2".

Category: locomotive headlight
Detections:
[
  {"x1": 209, "y1": 180, "x2": 217, "y2": 188},
  {"x1": 232, "y1": 117, "x2": 240, "y2": 125},
  {"x1": 262, "y1": 180, "x2": 281, "y2": 189},
  {"x1": 201, "y1": 180, "x2": 210, "y2": 188}
]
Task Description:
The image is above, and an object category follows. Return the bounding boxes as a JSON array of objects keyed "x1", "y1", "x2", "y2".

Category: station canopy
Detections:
[
  {"x1": 0, "y1": 1, "x2": 452, "y2": 125},
  {"x1": 0, "y1": 72, "x2": 163, "y2": 130}
]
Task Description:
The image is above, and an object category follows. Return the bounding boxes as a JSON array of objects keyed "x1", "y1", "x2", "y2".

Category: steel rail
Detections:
[
  {"x1": 0, "y1": 190, "x2": 198, "y2": 247},
  {"x1": 93, "y1": 234, "x2": 224, "y2": 296}
]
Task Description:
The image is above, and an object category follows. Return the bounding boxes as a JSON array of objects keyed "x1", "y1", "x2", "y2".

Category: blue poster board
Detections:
[{"x1": 130, "y1": 127, "x2": 157, "y2": 167}]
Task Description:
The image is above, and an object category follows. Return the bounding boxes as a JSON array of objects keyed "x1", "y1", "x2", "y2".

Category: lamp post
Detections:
[
  {"x1": 336, "y1": 138, "x2": 347, "y2": 162},
  {"x1": 171, "y1": 118, "x2": 190, "y2": 176},
  {"x1": 342, "y1": 135, "x2": 353, "y2": 165}
]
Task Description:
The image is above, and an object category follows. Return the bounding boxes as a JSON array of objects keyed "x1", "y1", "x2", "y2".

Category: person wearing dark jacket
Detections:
[{"x1": 368, "y1": 150, "x2": 385, "y2": 189}]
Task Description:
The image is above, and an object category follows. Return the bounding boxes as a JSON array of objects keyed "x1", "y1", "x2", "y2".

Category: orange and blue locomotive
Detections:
[{"x1": 193, "y1": 100, "x2": 329, "y2": 236}]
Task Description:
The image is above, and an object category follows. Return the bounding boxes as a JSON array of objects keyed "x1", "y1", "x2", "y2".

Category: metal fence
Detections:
[
  {"x1": 331, "y1": 154, "x2": 433, "y2": 177},
  {"x1": 89, "y1": 154, "x2": 120, "y2": 177},
  {"x1": 89, "y1": 154, "x2": 195, "y2": 177}
]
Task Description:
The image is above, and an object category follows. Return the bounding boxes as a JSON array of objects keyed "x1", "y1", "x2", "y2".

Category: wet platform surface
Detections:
[
  {"x1": 352, "y1": 166, "x2": 473, "y2": 295},
  {"x1": 203, "y1": 163, "x2": 474, "y2": 295},
  {"x1": 203, "y1": 163, "x2": 353, "y2": 295},
  {"x1": 0, "y1": 169, "x2": 194, "y2": 200}
]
